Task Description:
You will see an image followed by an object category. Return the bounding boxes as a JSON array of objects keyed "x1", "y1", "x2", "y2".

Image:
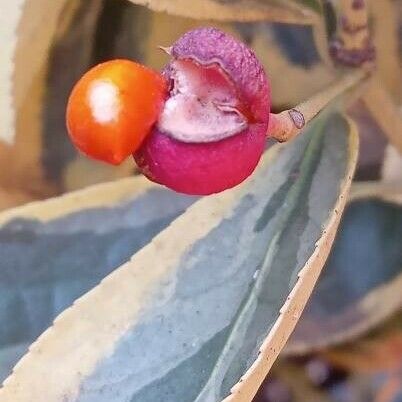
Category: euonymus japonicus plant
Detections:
[{"x1": 0, "y1": 0, "x2": 401, "y2": 401}]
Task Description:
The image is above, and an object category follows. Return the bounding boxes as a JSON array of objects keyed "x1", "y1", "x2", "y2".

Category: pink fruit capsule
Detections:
[{"x1": 134, "y1": 27, "x2": 270, "y2": 195}]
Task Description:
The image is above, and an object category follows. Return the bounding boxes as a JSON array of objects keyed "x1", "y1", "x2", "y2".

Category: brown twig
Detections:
[{"x1": 268, "y1": 69, "x2": 367, "y2": 142}]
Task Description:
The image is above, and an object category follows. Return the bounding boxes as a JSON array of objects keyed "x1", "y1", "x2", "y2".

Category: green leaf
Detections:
[
  {"x1": 0, "y1": 178, "x2": 196, "y2": 384},
  {"x1": 0, "y1": 112, "x2": 357, "y2": 402},
  {"x1": 287, "y1": 195, "x2": 402, "y2": 354}
]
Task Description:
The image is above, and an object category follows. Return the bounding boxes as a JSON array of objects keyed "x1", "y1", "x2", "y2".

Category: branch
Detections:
[
  {"x1": 362, "y1": 78, "x2": 402, "y2": 154},
  {"x1": 267, "y1": 70, "x2": 367, "y2": 142},
  {"x1": 369, "y1": 0, "x2": 402, "y2": 103}
]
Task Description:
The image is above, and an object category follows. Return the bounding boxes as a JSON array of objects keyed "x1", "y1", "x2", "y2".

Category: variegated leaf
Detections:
[
  {"x1": 126, "y1": 0, "x2": 318, "y2": 24},
  {"x1": 0, "y1": 0, "x2": 70, "y2": 144},
  {"x1": 324, "y1": 312, "x2": 402, "y2": 373},
  {"x1": 287, "y1": 189, "x2": 402, "y2": 354},
  {"x1": 292, "y1": 0, "x2": 322, "y2": 13},
  {"x1": 0, "y1": 112, "x2": 357, "y2": 402},
  {"x1": 0, "y1": 176, "x2": 195, "y2": 383}
]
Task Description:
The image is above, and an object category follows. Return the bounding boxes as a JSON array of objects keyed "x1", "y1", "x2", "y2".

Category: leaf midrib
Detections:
[{"x1": 194, "y1": 116, "x2": 328, "y2": 401}]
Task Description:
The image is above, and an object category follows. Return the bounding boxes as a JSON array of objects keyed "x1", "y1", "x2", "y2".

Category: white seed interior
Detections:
[{"x1": 157, "y1": 60, "x2": 247, "y2": 143}]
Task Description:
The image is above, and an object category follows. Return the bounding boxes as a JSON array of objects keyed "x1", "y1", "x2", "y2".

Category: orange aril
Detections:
[{"x1": 66, "y1": 59, "x2": 167, "y2": 165}]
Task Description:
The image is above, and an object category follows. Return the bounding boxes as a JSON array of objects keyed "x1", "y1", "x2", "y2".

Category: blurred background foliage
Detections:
[
  {"x1": 0, "y1": 0, "x2": 401, "y2": 401},
  {"x1": 1, "y1": 0, "x2": 399, "y2": 207}
]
